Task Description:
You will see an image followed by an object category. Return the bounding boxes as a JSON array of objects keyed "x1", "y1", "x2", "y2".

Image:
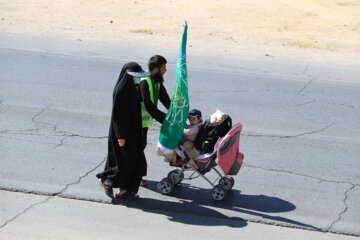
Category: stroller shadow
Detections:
[
  {"x1": 112, "y1": 196, "x2": 247, "y2": 228},
  {"x1": 111, "y1": 180, "x2": 319, "y2": 230}
]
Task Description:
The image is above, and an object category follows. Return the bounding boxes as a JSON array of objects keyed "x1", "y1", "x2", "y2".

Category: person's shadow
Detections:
[{"x1": 112, "y1": 180, "x2": 319, "y2": 230}]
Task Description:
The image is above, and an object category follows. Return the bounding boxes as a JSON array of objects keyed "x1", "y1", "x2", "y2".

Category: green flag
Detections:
[{"x1": 159, "y1": 24, "x2": 189, "y2": 149}]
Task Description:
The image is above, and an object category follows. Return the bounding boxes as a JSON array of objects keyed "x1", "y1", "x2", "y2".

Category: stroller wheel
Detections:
[
  {"x1": 167, "y1": 170, "x2": 184, "y2": 185},
  {"x1": 157, "y1": 178, "x2": 174, "y2": 195},
  {"x1": 211, "y1": 185, "x2": 227, "y2": 201},
  {"x1": 219, "y1": 176, "x2": 235, "y2": 191}
]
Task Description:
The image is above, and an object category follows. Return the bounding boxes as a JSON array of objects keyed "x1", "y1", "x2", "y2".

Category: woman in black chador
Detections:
[{"x1": 96, "y1": 62, "x2": 150, "y2": 199}]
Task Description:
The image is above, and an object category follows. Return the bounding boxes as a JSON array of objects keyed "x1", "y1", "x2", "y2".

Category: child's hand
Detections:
[{"x1": 118, "y1": 139, "x2": 125, "y2": 147}]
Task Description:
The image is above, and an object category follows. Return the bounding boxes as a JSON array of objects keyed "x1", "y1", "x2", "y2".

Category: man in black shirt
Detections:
[{"x1": 138, "y1": 55, "x2": 171, "y2": 186}]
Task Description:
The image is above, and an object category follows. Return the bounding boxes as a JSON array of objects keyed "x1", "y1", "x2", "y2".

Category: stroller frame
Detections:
[{"x1": 157, "y1": 145, "x2": 235, "y2": 201}]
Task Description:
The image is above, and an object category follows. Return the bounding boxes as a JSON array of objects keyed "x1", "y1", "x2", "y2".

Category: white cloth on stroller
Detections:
[
  {"x1": 157, "y1": 138, "x2": 222, "y2": 162},
  {"x1": 157, "y1": 142, "x2": 175, "y2": 161}
]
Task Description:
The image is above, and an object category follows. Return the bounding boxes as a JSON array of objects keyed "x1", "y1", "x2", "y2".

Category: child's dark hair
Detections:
[
  {"x1": 148, "y1": 55, "x2": 167, "y2": 71},
  {"x1": 188, "y1": 109, "x2": 202, "y2": 118}
]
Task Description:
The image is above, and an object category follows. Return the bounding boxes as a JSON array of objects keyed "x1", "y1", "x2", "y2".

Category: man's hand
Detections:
[{"x1": 118, "y1": 139, "x2": 125, "y2": 147}]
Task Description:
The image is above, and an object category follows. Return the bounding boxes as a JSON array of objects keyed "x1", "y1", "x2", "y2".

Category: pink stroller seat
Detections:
[{"x1": 215, "y1": 124, "x2": 244, "y2": 175}]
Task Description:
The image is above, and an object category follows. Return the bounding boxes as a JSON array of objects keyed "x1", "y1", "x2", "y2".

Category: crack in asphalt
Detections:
[
  {"x1": 244, "y1": 164, "x2": 359, "y2": 233},
  {"x1": 1, "y1": 162, "x2": 359, "y2": 236},
  {"x1": 54, "y1": 135, "x2": 70, "y2": 148},
  {"x1": 0, "y1": 196, "x2": 53, "y2": 230},
  {"x1": 1, "y1": 99, "x2": 357, "y2": 233},
  {"x1": 296, "y1": 63, "x2": 313, "y2": 96},
  {"x1": 327, "y1": 184, "x2": 356, "y2": 232},
  {"x1": 243, "y1": 164, "x2": 359, "y2": 187},
  {"x1": 293, "y1": 100, "x2": 357, "y2": 110},
  {"x1": 56, "y1": 130, "x2": 107, "y2": 139},
  {"x1": 54, "y1": 131, "x2": 107, "y2": 148},
  {"x1": 0, "y1": 129, "x2": 44, "y2": 135},
  {"x1": 32, "y1": 108, "x2": 108, "y2": 145},
  {"x1": 293, "y1": 100, "x2": 357, "y2": 109},
  {"x1": 31, "y1": 107, "x2": 47, "y2": 124},
  {"x1": 302, "y1": 63, "x2": 310, "y2": 75},
  {"x1": 1, "y1": 172, "x2": 359, "y2": 237},
  {"x1": 0, "y1": 157, "x2": 106, "y2": 230},
  {"x1": 0, "y1": 134, "x2": 59, "y2": 147},
  {"x1": 29, "y1": 107, "x2": 81, "y2": 147},
  {"x1": 31, "y1": 106, "x2": 57, "y2": 132},
  {"x1": 296, "y1": 78, "x2": 313, "y2": 96},
  {"x1": 0, "y1": 129, "x2": 107, "y2": 148},
  {"x1": 294, "y1": 64, "x2": 357, "y2": 110},
  {"x1": 53, "y1": 157, "x2": 106, "y2": 195},
  {"x1": 0, "y1": 107, "x2": 55, "y2": 136},
  {"x1": 243, "y1": 122, "x2": 335, "y2": 139},
  {"x1": 293, "y1": 99, "x2": 316, "y2": 107},
  {"x1": 0, "y1": 107, "x2": 108, "y2": 147},
  {"x1": 328, "y1": 102, "x2": 357, "y2": 109},
  {"x1": 0, "y1": 106, "x2": 110, "y2": 227}
]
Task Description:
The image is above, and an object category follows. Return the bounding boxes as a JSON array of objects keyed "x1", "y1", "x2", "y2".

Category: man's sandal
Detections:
[{"x1": 140, "y1": 179, "x2": 148, "y2": 187}]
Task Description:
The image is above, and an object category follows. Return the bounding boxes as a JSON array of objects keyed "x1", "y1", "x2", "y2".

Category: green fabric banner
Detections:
[{"x1": 159, "y1": 24, "x2": 189, "y2": 149}]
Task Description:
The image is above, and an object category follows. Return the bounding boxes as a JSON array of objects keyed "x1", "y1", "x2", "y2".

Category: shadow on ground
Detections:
[{"x1": 111, "y1": 180, "x2": 319, "y2": 229}]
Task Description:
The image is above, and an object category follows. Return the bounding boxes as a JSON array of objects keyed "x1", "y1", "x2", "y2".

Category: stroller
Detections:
[{"x1": 157, "y1": 115, "x2": 244, "y2": 201}]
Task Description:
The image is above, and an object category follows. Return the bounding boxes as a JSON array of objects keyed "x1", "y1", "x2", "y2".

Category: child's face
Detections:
[{"x1": 188, "y1": 116, "x2": 201, "y2": 125}]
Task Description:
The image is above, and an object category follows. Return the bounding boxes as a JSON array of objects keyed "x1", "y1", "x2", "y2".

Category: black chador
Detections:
[{"x1": 97, "y1": 62, "x2": 146, "y2": 194}]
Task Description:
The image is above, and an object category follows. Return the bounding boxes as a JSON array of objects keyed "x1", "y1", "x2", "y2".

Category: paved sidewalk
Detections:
[{"x1": 1, "y1": 190, "x2": 358, "y2": 240}]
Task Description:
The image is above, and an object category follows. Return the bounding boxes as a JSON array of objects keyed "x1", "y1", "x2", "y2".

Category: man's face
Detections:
[{"x1": 159, "y1": 64, "x2": 167, "y2": 76}]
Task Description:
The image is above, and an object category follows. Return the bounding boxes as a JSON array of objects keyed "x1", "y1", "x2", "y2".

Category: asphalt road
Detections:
[{"x1": 0, "y1": 33, "x2": 359, "y2": 239}]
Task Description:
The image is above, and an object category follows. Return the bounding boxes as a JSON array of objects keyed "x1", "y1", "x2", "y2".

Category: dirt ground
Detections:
[{"x1": 1, "y1": 0, "x2": 360, "y2": 65}]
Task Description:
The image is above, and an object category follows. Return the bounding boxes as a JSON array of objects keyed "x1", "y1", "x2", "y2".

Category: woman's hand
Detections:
[{"x1": 118, "y1": 139, "x2": 125, "y2": 147}]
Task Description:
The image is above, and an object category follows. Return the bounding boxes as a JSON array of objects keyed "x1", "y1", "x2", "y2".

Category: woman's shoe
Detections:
[
  {"x1": 99, "y1": 179, "x2": 114, "y2": 199},
  {"x1": 115, "y1": 191, "x2": 139, "y2": 200}
]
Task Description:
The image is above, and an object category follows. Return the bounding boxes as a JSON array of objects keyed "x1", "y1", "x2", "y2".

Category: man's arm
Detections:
[
  {"x1": 159, "y1": 82, "x2": 171, "y2": 109},
  {"x1": 139, "y1": 80, "x2": 166, "y2": 123}
]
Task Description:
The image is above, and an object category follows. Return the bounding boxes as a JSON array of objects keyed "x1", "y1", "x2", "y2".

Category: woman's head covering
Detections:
[
  {"x1": 115, "y1": 62, "x2": 150, "y2": 87},
  {"x1": 127, "y1": 65, "x2": 151, "y2": 78}
]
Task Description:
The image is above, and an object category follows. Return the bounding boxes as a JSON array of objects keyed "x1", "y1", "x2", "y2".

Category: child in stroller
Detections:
[
  {"x1": 157, "y1": 110, "x2": 244, "y2": 201},
  {"x1": 157, "y1": 108, "x2": 203, "y2": 163},
  {"x1": 179, "y1": 109, "x2": 203, "y2": 160}
]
